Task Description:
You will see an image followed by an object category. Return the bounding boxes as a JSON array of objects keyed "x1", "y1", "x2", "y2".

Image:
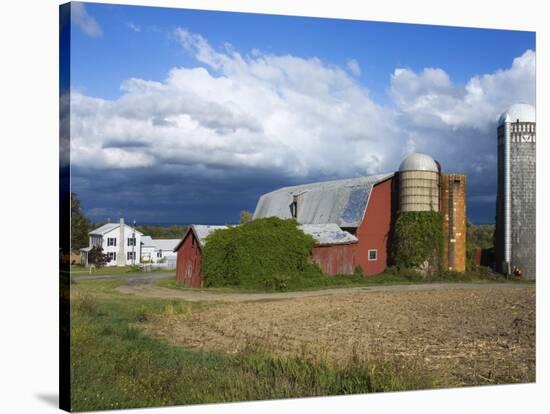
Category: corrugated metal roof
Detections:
[
  {"x1": 253, "y1": 173, "x2": 393, "y2": 228},
  {"x1": 192, "y1": 225, "x2": 230, "y2": 248},
  {"x1": 299, "y1": 224, "x2": 358, "y2": 245}
]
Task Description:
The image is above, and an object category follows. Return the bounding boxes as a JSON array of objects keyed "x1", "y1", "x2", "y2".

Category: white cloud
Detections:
[
  {"x1": 72, "y1": 2, "x2": 102, "y2": 38},
  {"x1": 70, "y1": 28, "x2": 535, "y2": 197},
  {"x1": 126, "y1": 22, "x2": 141, "y2": 33},
  {"x1": 346, "y1": 59, "x2": 361, "y2": 77},
  {"x1": 390, "y1": 50, "x2": 535, "y2": 130}
]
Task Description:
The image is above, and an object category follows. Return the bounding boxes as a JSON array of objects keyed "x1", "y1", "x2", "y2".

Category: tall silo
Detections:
[
  {"x1": 495, "y1": 103, "x2": 536, "y2": 279},
  {"x1": 398, "y1": 153, "x2": 440, "y2": 212}
]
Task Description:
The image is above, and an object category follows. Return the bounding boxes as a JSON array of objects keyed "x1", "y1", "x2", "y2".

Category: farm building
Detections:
[
  {"x1": 80, "y1": 218, "x2": 143, "y2": 267},
  {"x1": 494, "y1": 103, "x2": 536, "y2": 279},
  {"x1": 141, "y1": 236, "x2": 180, "y2": 265},
  {"x1": 174, "y1": 224, "x2": 359, "y2": 287},
  {"x1": 80, "y1": 218, "x2": 180, "y2": 268},
  {"x1": 175, "y1": 152, "x2": 468, "y2": 287}
]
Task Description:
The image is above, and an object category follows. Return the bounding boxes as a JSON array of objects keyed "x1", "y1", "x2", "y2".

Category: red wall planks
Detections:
[
  {"x1": 310, "y1": 243, "x2": 356, "y2": 275},
  {"x1": 175, "y1": 230, "x2": 203, "y2": 288},
  {"x1": 355, "y1": 177, "x2": 393, "y2": 276}
]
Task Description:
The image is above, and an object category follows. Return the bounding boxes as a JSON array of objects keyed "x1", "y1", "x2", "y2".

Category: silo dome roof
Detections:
[
  {"x1": 399, "y1": 153, "x2": 438, "y2": 173},
  {"x1": 498, "y1": 103, "x2": 535, "y2": 125}
]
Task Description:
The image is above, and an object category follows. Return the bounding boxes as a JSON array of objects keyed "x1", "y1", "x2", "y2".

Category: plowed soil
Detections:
[{"x1": 139, "y1": 285, "x2": 535, "y2": 387}]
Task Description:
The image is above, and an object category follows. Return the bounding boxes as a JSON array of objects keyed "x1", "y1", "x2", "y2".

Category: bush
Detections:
[
  {"x1": 391, "y1": 211, "x2": 443, "y2": 275},
  {"x1": 88, "y1": 246, "x2": 109, "y2": 268},
  {"x1": 202, "y1": 217, "x2": 317, "y2": 289}
]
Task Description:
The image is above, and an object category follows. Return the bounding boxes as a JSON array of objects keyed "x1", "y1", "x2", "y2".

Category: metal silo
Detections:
[{"x1": 398, "y1": 153, "x2": 440, "y2": 212}]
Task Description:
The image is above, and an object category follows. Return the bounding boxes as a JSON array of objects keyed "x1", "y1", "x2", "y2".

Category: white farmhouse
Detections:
[
  {"x1": 140, "y1": 236, "x2": 179, "y2": 264},
  {"x1": 80, "y1": 218, "x2": 143, "y2": 267}
]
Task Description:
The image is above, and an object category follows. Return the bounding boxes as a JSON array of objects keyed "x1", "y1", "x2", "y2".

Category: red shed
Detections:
[{"x1": 174, "y1": 225, "x2": 228, "y2": 288}]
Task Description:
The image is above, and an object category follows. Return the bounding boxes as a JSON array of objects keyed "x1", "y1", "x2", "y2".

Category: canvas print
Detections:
[{"x1": 59, "y1": 2, "x2": 536, "y2": 412}]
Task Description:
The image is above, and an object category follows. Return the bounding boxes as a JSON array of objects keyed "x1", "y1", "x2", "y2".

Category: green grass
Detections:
[
  {"x1": 70, "y1": 280, "x2": 434, "y2": 411},
  {"x1": 157, "y1": 266, "x2": 520, "y2": 294}
]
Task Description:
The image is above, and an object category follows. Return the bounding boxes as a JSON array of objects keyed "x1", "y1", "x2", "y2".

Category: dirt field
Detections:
[{"x1": 138, "y1": 284, "x2": 535, "y2": 388}]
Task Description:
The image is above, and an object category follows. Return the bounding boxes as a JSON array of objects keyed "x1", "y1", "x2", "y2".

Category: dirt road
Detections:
[{"x1": 118, "y1": 282, "x2": 530, "y2": 302}]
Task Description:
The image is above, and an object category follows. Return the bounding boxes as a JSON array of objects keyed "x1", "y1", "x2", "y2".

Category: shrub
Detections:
[
  {"x1": 202, "y1": 217, "x2": 317, "y2": 289},
  {"x1": 88, "y1": 246, "x2": 109, "y2": 268},
  {"x1": 391, "y1": 211, "x2": 443, "y2": 275}
]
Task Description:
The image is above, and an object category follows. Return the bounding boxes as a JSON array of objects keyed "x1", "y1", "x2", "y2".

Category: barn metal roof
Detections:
[
  {"x1": 174, "y1": 225, "x2": 231, "y2": 252},
  {"x1": 299, "y1": 224, "x2": 358, "y2": 245},
  {"x1": 252, "y1": 173, "x2": 393, "y2": 228}
]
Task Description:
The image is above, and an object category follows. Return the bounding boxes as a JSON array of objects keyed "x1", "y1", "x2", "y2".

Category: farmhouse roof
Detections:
[
  {"x1": 298, "y1": 223, "x2": 358, "y2": 245},
  {"x1": 253, "y1": 173, "x2": 393, "y2": 228},
  {"x1": 89, "y1": 222, "x2": 144, "y2": 236},
  {"x1": 153, "y1": 239, "x2": 181, "y2": 251},
  {"x1": 141, "y1": 235, "x2": 155, "y2": 247}
]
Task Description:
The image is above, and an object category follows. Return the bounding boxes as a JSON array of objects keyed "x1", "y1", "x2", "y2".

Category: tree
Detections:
[
  {"x1": 88, "y1": 246, "x2": 109, "y2": 268},
  {"x1": 71, "y1": 192, "x2": 91, "y2": 250},
  {"x1": 239, "y1": 210, "x2": 253, "y2": 224}
]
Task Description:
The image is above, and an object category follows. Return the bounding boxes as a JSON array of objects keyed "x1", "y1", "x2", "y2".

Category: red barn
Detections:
[
  {"x1": 174, "y1": 173, "x2": 396, "y2": 287},
  {"x1": 253, "y1": 173, "x2": 395, "y2": 276}
]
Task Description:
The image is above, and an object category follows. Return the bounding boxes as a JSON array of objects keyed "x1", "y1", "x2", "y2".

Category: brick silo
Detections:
[
  {"x1": 441, "y1": 174, "x2": 466, "y2": 272},
  {"x1": 495, "y1": 103, "x2": 536, "y2": 279}
]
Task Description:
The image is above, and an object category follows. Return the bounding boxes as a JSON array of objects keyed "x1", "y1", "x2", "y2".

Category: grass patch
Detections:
[
  {"x1": 160, "y1": 265, "x2": 517, "y2": 294},
  {"x1": 70, "y1": 280, "x2": 434, "y2": 411}
]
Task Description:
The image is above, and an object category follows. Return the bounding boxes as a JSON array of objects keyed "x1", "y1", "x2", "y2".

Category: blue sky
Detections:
[{"x1": 68, "y1": 2, "x2": 536, "y2": 224}]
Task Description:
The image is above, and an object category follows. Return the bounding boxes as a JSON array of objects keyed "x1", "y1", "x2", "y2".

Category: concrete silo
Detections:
[
  {"x1": 495, "y1": 103, "x2": 536, "y2": 279},
  {"x1": 398, "y1": 153, "x2": 440, "y2": 212}
]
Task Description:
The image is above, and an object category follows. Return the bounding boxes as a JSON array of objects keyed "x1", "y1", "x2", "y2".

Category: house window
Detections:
[
  {"x1": 107, "y1": 237, "x2": 117, "y2": 246},
  {"x1": 157, "y1": 251, "x2": 162, "y2": 258},
  {"x1": 127, "y1": 252, "x2": 136, "y2": 261},
  {"x1": 107, "y1": 252, "x2": 116, "y2": 262},
  {"x1": 127, "y1": 237, "x2": 136, "y2": 246},
  {"x1": 368, "y1": 249, "x2": 378, "y2": 261}
]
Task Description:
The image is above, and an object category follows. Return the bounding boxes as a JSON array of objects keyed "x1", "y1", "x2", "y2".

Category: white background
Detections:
[{"x1": 0, "y1": 0, "x2": 547, "y2": 413}]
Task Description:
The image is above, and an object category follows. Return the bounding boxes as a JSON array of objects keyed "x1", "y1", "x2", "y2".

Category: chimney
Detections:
[{"x1": 117, "y1": 217, "x2": 125, "y2": 266}]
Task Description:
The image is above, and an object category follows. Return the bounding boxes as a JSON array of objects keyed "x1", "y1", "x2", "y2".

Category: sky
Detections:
[{"x1": 67, "y1": 2, "x2": 536, "y2": 225}]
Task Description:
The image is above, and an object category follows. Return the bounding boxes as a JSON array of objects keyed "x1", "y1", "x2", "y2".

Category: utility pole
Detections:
[{"x1": 132, "y1": 220, "x2": 136, "y2": 266}]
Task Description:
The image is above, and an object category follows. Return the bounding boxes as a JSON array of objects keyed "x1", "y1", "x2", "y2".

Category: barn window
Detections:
[
  {"x1": 290, "y1": 200, "x2": 298, "y2": 218},
  {"x1": 368, "y1": 249, "x2": 378, "y2": 261}
]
